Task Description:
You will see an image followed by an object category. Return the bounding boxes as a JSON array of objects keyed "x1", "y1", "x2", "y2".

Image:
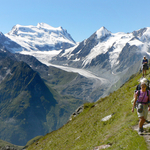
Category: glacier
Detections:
[{"x1": 2, "y1": 23, "x2": 150, "y2": 99}]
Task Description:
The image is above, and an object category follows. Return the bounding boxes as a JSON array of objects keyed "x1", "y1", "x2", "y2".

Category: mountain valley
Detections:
[
  {"x1": 0, "y1": 23, "x2": 150, "y2": 148},
  {"x1": 2, "y1": 24, "x2": 150, "y2": 99}
]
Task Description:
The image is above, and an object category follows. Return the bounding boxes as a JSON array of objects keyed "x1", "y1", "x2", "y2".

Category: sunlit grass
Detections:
[{"x1": 27, "y1": 70, "x2": 150, "y2": 150}]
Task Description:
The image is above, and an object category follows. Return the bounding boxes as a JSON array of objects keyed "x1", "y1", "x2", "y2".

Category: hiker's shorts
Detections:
[
  {"x1": 143, "y1": 64, "x2": 148, "y2": 70},
  {"x1": 137, "y1": 104, "x2": 148, "y2": 119}
]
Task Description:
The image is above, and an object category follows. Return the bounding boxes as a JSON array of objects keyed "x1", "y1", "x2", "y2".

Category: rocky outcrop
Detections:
[
  {"x1": 0, "y1": 146, "x2": 20, "y2": 150},
  {"x1": 69, "y1": 105, "x2": 84, "y2": 121}
]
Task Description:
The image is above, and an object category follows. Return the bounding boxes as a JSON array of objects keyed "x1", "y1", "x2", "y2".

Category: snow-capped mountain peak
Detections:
[
  {"x1": 1, "y1": 24, "x2": 150, "y2": 101},
  {"x1": 96, "y1": 26, "x2": 111, "y2": 39},
  {"x1": 37, "y1": 23, "x2": 62, "y2": 32},
  {"x1": 138, "y1": 27, "x2": 150, "y2": 43},
  {"x1": 7, "y1": 24, "x2": 34, "y2": 35},
  {"x1": 50, "y1": 26, "x2": 150, "y2": 86},
  {"x1": 37, "y1": 22, "x2": 54, "y2": 29},
  {"x1": 5, "y1": 23, "x2": 76, "y2": 52}
]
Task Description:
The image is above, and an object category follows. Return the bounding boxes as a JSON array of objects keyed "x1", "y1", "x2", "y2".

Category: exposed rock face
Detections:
[
  {"x1": 69, "y1": 105, "x2": 84, "y2": 121},
  {"x1": 0, "y1": 146, "x2": 19, "y2": 150},
  {"x1": 0, "y1": 46, "x2": 84, "y2": 146},
  {"x1": 51, "y1": 27, "x2": 150, "y2": 96},
  {"x1": 0, "y1": 60, "x2": 57, "y2": 145}
]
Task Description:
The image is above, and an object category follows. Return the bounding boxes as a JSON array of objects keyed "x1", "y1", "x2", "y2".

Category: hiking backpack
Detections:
[
  {"x1": 131, "y1": 79, "x2": 150, "y2": 106},
  {"x1": 135, "y1": 79, "x2": 150, "y2": 104},
  {"x1": 136, "y1": 79, "x2": 150, "y2": 91}
]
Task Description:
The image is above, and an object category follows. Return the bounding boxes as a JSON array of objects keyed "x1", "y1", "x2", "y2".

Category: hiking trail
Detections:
[{"x1": 133, "y1": 111, "x2": 150, "y2": 149}]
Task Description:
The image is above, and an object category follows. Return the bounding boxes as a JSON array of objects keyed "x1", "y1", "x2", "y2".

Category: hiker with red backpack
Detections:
[{"x1": 132, "y1": 78, "x2": 150, "y2": 135}]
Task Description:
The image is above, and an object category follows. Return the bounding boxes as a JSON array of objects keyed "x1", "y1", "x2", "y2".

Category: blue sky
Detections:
[{"x1": 0, "y1": 0, "x2": 150, "y2": 42}]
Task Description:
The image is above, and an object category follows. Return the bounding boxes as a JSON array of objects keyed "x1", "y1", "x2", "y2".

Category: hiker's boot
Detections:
[
  {"x1": 138, "y1": 127, "x2": 144, "y2": 135},
  {"x1": 145, "y1": 120, "x2": 150, "y2": 123}
]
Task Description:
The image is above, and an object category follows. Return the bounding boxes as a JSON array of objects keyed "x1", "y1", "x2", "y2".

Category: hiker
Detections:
[
  {"x1": 132, "y1": 78, "x2": 150, "y2": 135},
  {"x1": 142, "y1": 56, "x2": 148, "y2": 77}
]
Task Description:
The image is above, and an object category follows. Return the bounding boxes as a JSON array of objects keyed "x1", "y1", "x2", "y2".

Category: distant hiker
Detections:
[
  {"x1": 142, "y1": 56, "x2": 148, "y2": 77},
  {"x1": 132, "y1": 78, "x2": 150, "y2": 135}
]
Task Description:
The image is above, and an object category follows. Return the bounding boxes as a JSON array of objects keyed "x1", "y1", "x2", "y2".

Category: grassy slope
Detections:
[
  {"x1": 0, "y1": 139, "x2": 23, "y2": 150},
  {"x1": 27, "y1": 70, "x2": 150, "y2": 150}
]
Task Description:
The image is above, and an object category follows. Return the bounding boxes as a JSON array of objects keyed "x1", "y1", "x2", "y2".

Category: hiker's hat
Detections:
[
  {"x1": 140, "y1": 78, "x2": 147, "y2": 85},
  {"x1": 141, "y1": 82, "x2": 147, "y2": 85}
]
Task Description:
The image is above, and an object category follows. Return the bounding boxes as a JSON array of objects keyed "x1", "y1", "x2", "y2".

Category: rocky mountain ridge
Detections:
[
  {"x1": 1, "y1": 24, "x2": 150, "y2": 98},
  {"x1": 50, "y1": 27, "x2": 150, "y2": 95},
  {"x1": 0, "y1": 46, "x2": 84, "y2": 145},
  {"x1": 1, "y1": 23, "x2": 150, "y2": 148}
]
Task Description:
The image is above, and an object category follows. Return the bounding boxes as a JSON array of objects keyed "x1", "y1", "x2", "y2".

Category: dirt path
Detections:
[{"x1": 133, "y1": 112, "x2": 150, "y2": 149}]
